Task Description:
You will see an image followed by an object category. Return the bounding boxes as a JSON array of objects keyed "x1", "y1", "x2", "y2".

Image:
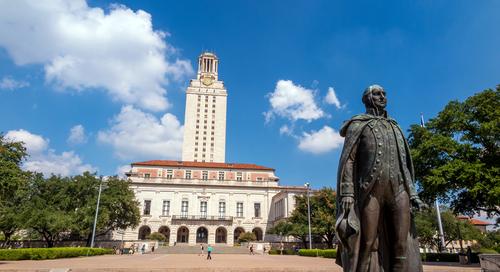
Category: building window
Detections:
[
  {"x1": 194, "y1": 153, "x2": 198, "y2": 157},
  {"x1": 254, "y1": 203, "x2": 261, "y2": 218},
  {"x1": 236, "y1": 172, "x2": 242, "y2": 181},
  {"x1": 196, "y1": 131, "x2": 199, "y2": 134},
  {"x1": 195, "y1": 148, "x2": 198, "y2": 151},
  {"x1": 162, "y1": 200, "x2": 170, "y2": 216},
  {"x1": 195, "y1": 142, "x2": 198, "y2": 146},
  {"x1": 181, "y1": 200, "x2": 188, "y2": 218},
  {"x1": 202, "y1": 171, "x2": 208, "y2": 180},
  {"x1": 144, "y1": 173, "x2": 151, "y2": 179},
  {"x1": 200, "y1": 201, "x2": 207, "y2": 218},
  {"x1": 211, "y1": 126, "x2": 215, "y2": 130},
  {"x1": 166, "y1": 170, "x2": 173, "y2": 179},
  {"x1": 236, "y1": 202, "x2": 243, "y2": 217},
  {"x1": 143, "y1": 200, "x2": 151, "y2": 215},
  {"x1": 218, "y1": 171, "x2": 225, "y2": 181},
  {"x1": 185, "y1": 170, "x2": 191, "y2": 179},
  {"x1": 212, "y1": 110, "x2": 215, "y2": 113},
  {"x1": 219, "y1": 201, "x2": 226, "y2": 218},
  {"x1": 257, "y1": 177, "x2": 263, "y2": 181}
]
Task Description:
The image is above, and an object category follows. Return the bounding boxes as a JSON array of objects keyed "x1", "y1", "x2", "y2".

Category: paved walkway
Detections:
[{"x1": 0, "y1": 254, "x2": 480, "y2": 272}]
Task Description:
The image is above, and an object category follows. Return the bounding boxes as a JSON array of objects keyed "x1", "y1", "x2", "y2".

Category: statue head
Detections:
[{"x1": 362, "y1": 84, "x2": 387, "y2": 113}]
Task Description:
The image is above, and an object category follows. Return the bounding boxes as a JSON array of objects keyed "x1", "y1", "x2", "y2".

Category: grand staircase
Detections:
[{"x1": 154, "y1": 244, "x2": 250, "y2": 254}]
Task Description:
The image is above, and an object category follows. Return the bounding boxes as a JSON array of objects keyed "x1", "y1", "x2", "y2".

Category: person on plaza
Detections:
[
  {"x1": 199, "y1": 243, "x2": 204, "y2": 256},
  {"x1": 141, "y1": 244, "x2": 145, "y2": 254},
  {"x1": 207, "y1": 244, "x2": 213, "y2": 260},
  {"x1": 249, "y1": 245, "x2": 254, "y2": 255}
]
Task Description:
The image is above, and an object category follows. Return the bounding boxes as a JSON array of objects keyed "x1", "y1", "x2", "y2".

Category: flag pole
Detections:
[{"x1": 420, "y1": 113, "x2": 447, "y2": 252}]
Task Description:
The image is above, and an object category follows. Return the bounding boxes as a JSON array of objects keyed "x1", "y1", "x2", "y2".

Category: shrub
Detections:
[
  {"x1": 146, "y1": 232, "x2": 166, "y2": 241},
  {"x1": 269, "y1": 249, "x2": 296, "y2": 255},
  {"x1": 237, "y1": 232, "x2": 256, "y2": 242},
  {"x1": 421, "y1": 253, "x2": 459, "y2": 262},
  {"x1": 0, "y1": 247, "x2": 112, "y2": 260},
  {"x1": 298, "y1": 249, "x2": 337, "y2": 258}
]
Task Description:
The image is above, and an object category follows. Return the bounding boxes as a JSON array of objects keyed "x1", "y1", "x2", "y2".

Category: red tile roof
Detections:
[
  {"x1": 131, "y1": 160, "x2": 275, "y2": 171},
  {"x1": 469, "y1": 218, "x2": 491, "y2": 226},
  {"x1": 456, "y1": 216, "x2": 491, "y2": 226}
]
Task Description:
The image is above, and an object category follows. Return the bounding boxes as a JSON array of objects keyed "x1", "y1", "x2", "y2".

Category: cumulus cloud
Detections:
[
  {"x1": 98, "y1": 105, "x2": 183, "y2": 160},
  {"x1": 265, "y1": 80, "x2": 324, "y2": 122},
  {"x1": 298, "y1": 126, "x2": 343, "y2": 154},
  {"x1": 116, "y1": 164, "x2": 131, "y2": 177},
  {"x1": 5, "y1": 129, "x2": 96, "y2": 176},
  {"x1": 0, "y1": 0, "x2": 193, "y2": 111},
  {"x1": 67, "y1": 124, "x2": 87, "y2": 145},
  {"x1": 0, "y1": 76, "x2": 29, "y2": 90},
  {"x1": 324, "y1": 87, "x2": 342, "y2": 109}
]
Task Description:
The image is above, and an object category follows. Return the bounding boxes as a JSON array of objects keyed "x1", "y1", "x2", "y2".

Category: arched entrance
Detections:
[
  {"x1": 177, "y1": 226, "x2": 189, "y2": 243},
  {"x1": 196, "y1": 227, "x2": 208, "y2": 243},
  {"x1": 234, "y1": 227, "x2": 245, "y2": 243},
  {"x1": 138, "y1": 225, "x2": 151, "y2": 240},
  {"x1": 158, "y1": 226, "x2": 170, "y2": 243},
  {"x1": 252, "y1": 227, "x2": 263, "y2": 241},
  {"x1": 216, "y1": 227, "x2": 227, "y2": 243}
]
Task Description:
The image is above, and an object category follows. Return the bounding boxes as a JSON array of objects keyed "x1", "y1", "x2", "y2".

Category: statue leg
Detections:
[
  {"x1": 388, "y1": 191, "x2": 410, "y2": 272},
  {"x1": 357, "y1": 194, "x2": 380, "y2": 272}
]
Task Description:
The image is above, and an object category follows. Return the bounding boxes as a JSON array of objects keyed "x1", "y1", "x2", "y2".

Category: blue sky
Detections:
[{"x1": 0, "y1": 0, "x2": 499, "y2": 189}]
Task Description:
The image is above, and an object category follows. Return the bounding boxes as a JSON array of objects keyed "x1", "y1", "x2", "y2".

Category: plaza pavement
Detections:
[{"x1": 0, "y1": 254, "x2": 480, "y2": 272}]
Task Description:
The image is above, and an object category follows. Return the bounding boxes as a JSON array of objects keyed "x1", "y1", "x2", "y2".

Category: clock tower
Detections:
[{"x1": 181, "y1": 52, "x2": 227, "y2": 163}]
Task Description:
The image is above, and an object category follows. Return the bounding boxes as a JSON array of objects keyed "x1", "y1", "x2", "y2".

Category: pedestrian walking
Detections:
[
  {"x1": 249, "y1": 245, "x2": 254, "y2": 255},
  {"x1": 207, "y1": 244, "x2": 213, "y2": 260},
  {"x1": 199, "y1": 243, "x2": 204, "y2": 256},
  {"x1": 141, "y1": 244, "x2": 145, "y2": 254}
]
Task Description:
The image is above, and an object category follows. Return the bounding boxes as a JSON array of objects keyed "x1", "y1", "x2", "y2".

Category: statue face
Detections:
[{"x1": 371, "y1": 88, "x2": 387, "y2": 109}]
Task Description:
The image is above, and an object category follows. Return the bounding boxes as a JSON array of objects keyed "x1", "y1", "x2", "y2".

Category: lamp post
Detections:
[
  {"x1": 305, "y1": 182, "x2": 312, "y2": 249},
  {"x1": 90, "y1": 179, "x2": 103, "y2": 248}
]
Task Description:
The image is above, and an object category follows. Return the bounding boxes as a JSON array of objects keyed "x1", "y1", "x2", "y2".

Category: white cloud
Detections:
[
  {"x1": 5, "y1": 129, "x2": 48, "y2": 154},
  {"x1": 324, "y1": 87, "x2": 342, "y2": 109},
  {"x1": 0, "y1": 76, "x2": 29, "y2": 90},
  {"x1": 298, "y1": 126, "x2": 343, "y2": 154},
  {"x1": 98, "y1": 105, "x2": 183, "y2": 160},
  {"x1": 67, "y1": 124, "x2": 87, "y2": 145},
  {"x1": 279, "y1": 125, "x2": 293, "y2": 136},
  {"x1": 5, "y1": 129, "x2": 96, "y2": 176},
  {"x1": 116, "y1": 164, "x2": 131, "y2": 178},
  {"x1": 0, "y1": 0, "x2": 193, "y2": 111},
  {"x1": 265, "y1": 80, "x2": 324, "y2": 122}
]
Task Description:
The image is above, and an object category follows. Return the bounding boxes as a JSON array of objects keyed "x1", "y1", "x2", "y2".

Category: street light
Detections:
[
  {"x1": 90, "y1": 179, "x2": 103, "y2": 248},
  {"x1": 305, "y1": 182, "x2": 312, "y2": 249}
]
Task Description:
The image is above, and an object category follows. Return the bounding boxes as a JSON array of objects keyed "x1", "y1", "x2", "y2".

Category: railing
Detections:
[{"x1": 171, "y1": 215, "x2": 233, "y2": 225}]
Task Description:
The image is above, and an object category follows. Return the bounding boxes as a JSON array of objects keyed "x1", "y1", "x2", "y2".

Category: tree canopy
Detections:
[
  {"x1": 408, "y1": 86, "x2": 500, "y2": 216},
  {"x1": 0, "y1": 136, "x2": 140, "y2": 248},
  {"x1": 268, "y1": 187, "x2": 337, "y2": 248}
]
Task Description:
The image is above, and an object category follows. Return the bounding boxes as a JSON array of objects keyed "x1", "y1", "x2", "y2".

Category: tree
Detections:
[
  {"x1": 147, "y1": 232, "x2": 166, "y2": 241},
  {"x1": 238, "y1": 232, "x2": 256, "y2": 242},
  {"x1": 21, "y1": 174, "x2": 74, "y2": 247},
  {"x1": 66, "y1": 173, "x2": 140, "y2": 246},
  {"x1": 414, "y1": 208, "x2": 482, "y2": 252},
  {"x1": 288, "y1": 187, "x2": 337, "y2": 248},
  {"x1": 408, "y1": 86, "x2": 500, "y2": 216},
  {"x1": 0, "y1": 134, "x2": 29, "y2": 248}
]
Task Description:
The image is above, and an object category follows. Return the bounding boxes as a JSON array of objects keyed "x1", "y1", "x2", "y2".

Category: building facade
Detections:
[
  {"x1": 182, "y1": 52, "x2": 227, "y2": 163},
  {"x1": 116, "y1": 52, "x2": 305, "y2": 246},
  {"x1": 119, "y1": 160, "x2": 304, "y2": 246}
]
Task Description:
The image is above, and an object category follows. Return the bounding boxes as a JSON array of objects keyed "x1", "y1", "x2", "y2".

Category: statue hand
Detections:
[
  {"x1": 410, "y1": 196, "x2": 428, "y2": 211},
  {"x1": 341, "y1": 196, "x2": 354, "y2": 209}
]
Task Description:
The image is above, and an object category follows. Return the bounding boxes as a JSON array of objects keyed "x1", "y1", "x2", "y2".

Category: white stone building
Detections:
[{"x1": 117, "y1": 52, "x2": 306, "y2": 246}]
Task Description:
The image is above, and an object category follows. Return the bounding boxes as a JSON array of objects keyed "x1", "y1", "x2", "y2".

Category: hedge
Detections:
[
  {"x1": 0, "y1": 247, "x2": 113, "y2": 260},
  {"x1": 298, "y1": 249, "x2": 337, "y2": 259},
  {"x1": 269, "y1": 249, "x2": 296, "y2": 255}
]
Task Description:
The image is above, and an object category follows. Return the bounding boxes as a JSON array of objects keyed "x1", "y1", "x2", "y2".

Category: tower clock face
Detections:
[{"x1": 202, "y1": 76, "x2": 214, "y2": 86}]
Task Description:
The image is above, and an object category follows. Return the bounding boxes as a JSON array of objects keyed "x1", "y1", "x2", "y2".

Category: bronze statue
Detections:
[{"x1": 335, "y1": 85, "x2": 426, "y2": 272}]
